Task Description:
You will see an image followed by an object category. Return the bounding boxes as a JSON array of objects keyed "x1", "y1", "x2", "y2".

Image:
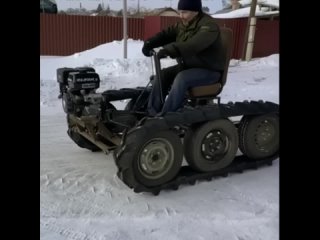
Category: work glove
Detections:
[
  {"x1": 157, "y1": 48, "x2": 171, "y2": 59},
  {"x1": 142, "y1": 41, "x2": 153, "y2": 57}
]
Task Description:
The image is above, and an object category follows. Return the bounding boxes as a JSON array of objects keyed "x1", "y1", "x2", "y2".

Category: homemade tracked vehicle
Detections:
[{"x1": 57, "y1": 28, "x2": 279, "y2": 195}]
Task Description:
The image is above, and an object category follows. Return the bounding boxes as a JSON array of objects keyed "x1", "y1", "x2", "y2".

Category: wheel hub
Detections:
[
  {"x1": 201, "y1": 130, "x2": 229, "y2": 161},
  {"x1": 139, "y1": 139, "x2": 174, "y2": 179},
  {"x1": 255, "y1": 120, "x2": 276, "y2": 152}
]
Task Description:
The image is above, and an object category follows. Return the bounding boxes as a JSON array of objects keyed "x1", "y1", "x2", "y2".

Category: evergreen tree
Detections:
[
  {"x1": 202, "y1": 6, "x2": 210, "y2": 13},
  {"x1": 117, "y1": 9, "x2": 123, "y2": 16},
  {"x1": 106, "y1": 4, "x2": 110, "y2": 14},
  {"x1": 97, "y1": 3, "x2": 103, "y2": 12}
]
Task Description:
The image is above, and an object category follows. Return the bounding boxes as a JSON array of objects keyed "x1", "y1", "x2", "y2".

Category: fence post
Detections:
[
  {"x1": 123, "y1": 0, "x2": 128, "y2": 59},
  {"x1": 242, "y1": 0, "x2": 257, "y2": 61}
]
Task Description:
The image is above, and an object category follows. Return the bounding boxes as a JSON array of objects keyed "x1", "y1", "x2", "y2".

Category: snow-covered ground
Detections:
[{"x1": 40, "y1": 39, "x2": 279, "y2": 240}]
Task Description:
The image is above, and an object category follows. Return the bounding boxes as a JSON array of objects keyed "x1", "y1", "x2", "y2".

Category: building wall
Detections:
[{"x1": 40, "y1": 14, "x2": 278, "y2": 59}]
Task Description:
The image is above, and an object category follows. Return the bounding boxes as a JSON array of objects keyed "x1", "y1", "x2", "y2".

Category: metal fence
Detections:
[
  {"x1": 40, "y1": 14, "x2": 144, "y2": 56},
  {"x1": 40, "y1": 14, "x2": 278, "y2": 59}
]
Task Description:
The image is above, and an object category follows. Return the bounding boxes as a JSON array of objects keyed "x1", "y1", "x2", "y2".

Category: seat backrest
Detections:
[{"x1": 188, "y1": 27, "x2": 234, "y2": 98}]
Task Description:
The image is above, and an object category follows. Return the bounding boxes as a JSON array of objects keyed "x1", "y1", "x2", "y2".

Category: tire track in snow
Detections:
[
  {"x1": 41, "y1": 220, "x2": 101, "y2": 240},
  {"x1": 224, "y1": 178, "x2": 278, "y2": 216},
  {"x1": 217, "y1": 161, "x2": 278, "y2": 217}
]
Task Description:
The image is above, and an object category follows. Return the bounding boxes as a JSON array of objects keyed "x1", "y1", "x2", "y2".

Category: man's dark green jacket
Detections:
[{"x1": 146, "y1": 12, "x2": 226, "y2": 72}]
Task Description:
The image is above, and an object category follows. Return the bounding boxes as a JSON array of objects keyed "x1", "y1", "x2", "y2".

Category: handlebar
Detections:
[
  {"x1": 149, "y1": 49, "x2": 156, "y2": 57},
  {"x1": 149, "y1": 49, "x2": 168, "y2": 59},
  {"x1": 149, "y1": 50, "x2": 164, "y2": 105}
]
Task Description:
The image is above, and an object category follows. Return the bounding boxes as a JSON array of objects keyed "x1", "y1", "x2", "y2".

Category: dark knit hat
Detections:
[{"x1": 178, "y1": 0, "x2": 202, "y2": 12}]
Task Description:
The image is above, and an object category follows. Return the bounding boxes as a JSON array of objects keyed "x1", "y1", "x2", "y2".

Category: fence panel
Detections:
[
  {"x1": 253, "y1": 19, "x2": 279, "y2": 58},
  {"x1": 40, "y1": 14, "x2": 278, "y2": 59},
  {"x1": 40, "y1": 14, "x2": 144, "y2": 56}
]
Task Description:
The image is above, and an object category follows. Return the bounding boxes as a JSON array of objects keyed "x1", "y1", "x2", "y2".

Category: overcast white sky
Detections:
[
  {"x1": 56, "y1": 0, "x2": 223, "y2": 12},
  {"x1": 40, "y1": 39, "x2": 279, "y2": 239},
  {"x1": 55, "y1": 0, "x2": 279, "y2": 16}
]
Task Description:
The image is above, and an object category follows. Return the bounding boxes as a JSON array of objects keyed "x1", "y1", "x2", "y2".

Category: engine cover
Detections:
[
  {"x1": 56, "y1": 67, "x2": 97, "y2": 86},
  {"x1": 68, "y1": 71, "x2": 100, "y2": 92}
]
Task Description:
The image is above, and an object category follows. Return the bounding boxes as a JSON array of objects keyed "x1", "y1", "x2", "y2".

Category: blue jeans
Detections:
[{"x1": 147, "y1": 66, "x2": 221, "y2": 116}]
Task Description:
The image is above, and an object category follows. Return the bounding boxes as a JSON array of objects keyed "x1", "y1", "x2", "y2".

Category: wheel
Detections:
[
  {"x1": 133, "y1": 130, "x2": 183, "y2": 187},
  {"x1": 118, "y1": 129, "x2": 183, "y2": 187},
  {"x1": 238, "y1": 113, "x2": 279, "y2": 159},
  {"x1": 184, "y1": 119, "x2": 239, "y2": 172},
  {"x1": 62, "y1": 93, "x2": 74, "y2": 113},
  {"x1": 124, "y1": 94, "x2": 149, "y2": 112},
  {"x1": 124, "y1": 99, "x2": 135, "y2": 111},
  {"x1": 66, "y1": 114, "x2": 101, "y2": 152},
  {"x1": 105, "y1": 102, "x2": 116, "y2": 110}
]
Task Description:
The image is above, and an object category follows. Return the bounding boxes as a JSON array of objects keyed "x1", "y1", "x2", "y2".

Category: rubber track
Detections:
[
  {"x1": 133, "y1": 154, "x2": 278, "y2": 195},
  {"x1": 114, "y1": 100, "x2": 279, "y2": 195}
]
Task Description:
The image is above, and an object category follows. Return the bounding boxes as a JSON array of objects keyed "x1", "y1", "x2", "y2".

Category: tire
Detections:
[
  {"x1": 124, "y1": 95, "x2": 149, "y2": 112},
  {"x1": 124, "y1": 99, "x2": 135, "y2": 111},
  {"x1": 238, "y1": 113, "x2": 279, "y2": 159},
  {"x1": 62, "y1": 93, "x2": 74, "y2": 114},
  {"x1": 119, "y1": 129, "x2": 183, "y2": 187},
  {"x1": 66, "y1": 114, "x2": 101, "y2": 152},
  {"x1": 105, "y1": 102, "x2": 116, "y2": 111},
  {"x1": 184, "y1": 119, "x2": 239, "y2": 172}
]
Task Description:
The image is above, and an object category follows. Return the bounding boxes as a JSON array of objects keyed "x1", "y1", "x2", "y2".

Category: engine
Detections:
[{"x1": 57, "y1": 67, "x2": 101, "y2": 115}]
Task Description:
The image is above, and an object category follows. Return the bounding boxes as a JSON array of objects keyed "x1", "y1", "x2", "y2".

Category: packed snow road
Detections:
[{"x1": 40, "y1": 111, "x2": 279, "y2": 240}]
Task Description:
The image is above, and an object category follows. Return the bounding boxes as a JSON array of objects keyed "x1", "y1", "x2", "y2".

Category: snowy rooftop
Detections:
[{"x1": 213, "y1": 0, "x2": 279, "y2": 18}]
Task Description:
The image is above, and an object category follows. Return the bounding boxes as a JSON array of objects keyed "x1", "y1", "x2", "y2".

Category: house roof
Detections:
[
  {"x1": 239, "y1": 0, "x2": 279, "y2": 8},
  {"x1": 212, "y1": 5, "x2": 279, "y2": 19},
  {"x1": 145, "y1": 7, "x2": 179, "y2": 17},
  {"x1": 213, "y1": 0, "x2": 279, "y2": 18}
]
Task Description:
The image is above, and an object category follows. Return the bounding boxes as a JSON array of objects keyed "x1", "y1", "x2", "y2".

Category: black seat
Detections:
[{"x1": 188, "y1": 27, "x2": 233, "y2": 98}]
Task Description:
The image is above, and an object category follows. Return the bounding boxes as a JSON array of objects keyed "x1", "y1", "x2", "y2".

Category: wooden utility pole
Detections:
[
  {"x1": 123, "y1": 0, "x2": 128, "y2": 59},
  {"x1": 242, "y1": 0, "x2": 258, "y2": 61}
]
